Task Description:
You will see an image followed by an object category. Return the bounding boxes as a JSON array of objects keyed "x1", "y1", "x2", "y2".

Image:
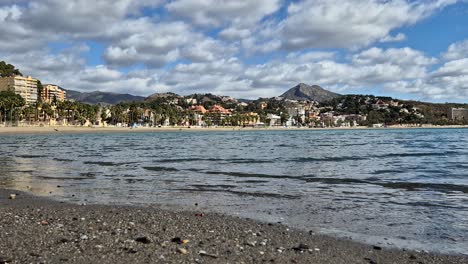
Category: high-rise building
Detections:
[
  {"x1": 41, "y1": 84, "x2": 66, "y2": 103},
  {"x1": 0, "y1": 75, "x2": 38, "y2": 105}
]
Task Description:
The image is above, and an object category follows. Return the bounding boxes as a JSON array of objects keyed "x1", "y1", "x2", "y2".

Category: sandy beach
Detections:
[
  {"x1": 0, "y1": 124, "x2": 467, "y2": 135},
  {"x1": 1, "y1": 188, "x2": 467, "y2": 264}
]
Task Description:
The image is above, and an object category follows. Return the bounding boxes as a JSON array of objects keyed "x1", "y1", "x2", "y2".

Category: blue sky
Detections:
[{"x1": 0, "y1": 0, "x2": 467, "y2": 102}]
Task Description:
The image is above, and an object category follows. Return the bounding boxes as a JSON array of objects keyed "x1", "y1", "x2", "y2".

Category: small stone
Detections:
[
  {"x1": 177, "y1": 248, "x2": 188, "y2": 254},
  {"x1": 292, "y1": 244, "x2": 309, "y2": 251},
  {"x1": 314, "y1": 248, "x2": 320, "y2": 251},
  {"x1": 245, "y1": 241, "x2": 256, "y2": 247},
  {"x1": 80, "y1": 235, "x2": 89, "y2": 240},
  {"x1": 95, "y1": 245, "x2": 103, "y2": 250},
  {"x1": 80, "y1": 218, "x2": 85, "y2": 221},
  {"x1": 373, "y1": 246, "x2": 382, "y2": 250},
  {"x1": 160, "y1": 241, "x2": 169, "y2": 247},
  {"x1": 40, "y1": 220, "x2": 49, "y2": 226},
  {"x1": 9, "y1": 194, "x2": 16, "y2": 200},
  {"x1": 135, "y1": 236, "x2": 151, "y2": 244},
  {"x1": 409, "y1": 255, "x2": 417, "y2": 260},
  {"x1": 199, "y1": 250, "x2": 218, "y2": 258},
  {"x1": 259, "y1": 251, "x2": 265, "y2": 255},
  {"x1": 171, "y1": 237, "x2": 187, "y2": 244}
]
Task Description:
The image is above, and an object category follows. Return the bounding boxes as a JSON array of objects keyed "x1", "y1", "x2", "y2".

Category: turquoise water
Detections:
[{"x1": 0, "y1": 128, "x2": 467, "y2": 254}]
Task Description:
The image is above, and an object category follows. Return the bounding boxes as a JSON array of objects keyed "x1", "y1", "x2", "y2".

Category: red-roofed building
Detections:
[
  {"x1": 209, "y1": 104, "x2": 231, "y2": 115},
  {"x1": 189, "y1": 105, "x2": 207, "y2": 114}
]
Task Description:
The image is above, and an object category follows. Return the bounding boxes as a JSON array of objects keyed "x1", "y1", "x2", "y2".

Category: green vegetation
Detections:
[
  {"x1": 0, "y1": 90, "x2": 26, "y2": 123},
  {"x1": 0, "y1": 61, "x2": 22, "y2": 77}
]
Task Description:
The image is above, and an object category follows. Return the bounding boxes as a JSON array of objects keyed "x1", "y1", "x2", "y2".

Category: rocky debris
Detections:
[
  {"x1": 292, "y1": 243, "x2": 310, "y2": 252},
  {"x1": 0, "y1": 188, "x2": 466, "y2": 264},
  {"x1": 199, "y1": 250, "x2": 218, "y2": 259},
  {"x1": 177, "y1": 248, "x2": 188, "y2": 254},
  {"x1": 135, "y1": 236, "x2": 151, "y2": 244},
  {"x1": 171, "y1": 237, "x2": 189, "y2": 244}
]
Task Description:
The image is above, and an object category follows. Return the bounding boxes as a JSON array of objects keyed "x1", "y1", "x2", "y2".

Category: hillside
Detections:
[
  {"x1": 280, "y1": 83, "x2": 340, "y2": 102},
  {"x1": 65, "y1": 89, "x2": 145, "y2": 105}
]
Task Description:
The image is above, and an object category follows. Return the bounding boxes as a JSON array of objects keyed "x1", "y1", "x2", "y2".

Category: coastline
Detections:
[
  {"x1": 1, "y1": 188, "x2": 467, "y2": 264},
  {"x1": 0, "y1": 124, "x2": 467, "y2": 135}
]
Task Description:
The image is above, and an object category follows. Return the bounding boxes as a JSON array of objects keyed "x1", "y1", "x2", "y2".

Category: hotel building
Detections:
[
  {"x1": 0, "y1": 75, "x2": 38, "y2": 105},
  {"x1": 41, "y1": 84, "x2": 66, "y2": 103}
]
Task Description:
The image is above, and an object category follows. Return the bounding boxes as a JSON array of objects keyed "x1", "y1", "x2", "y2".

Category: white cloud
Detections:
[
  {"x1": 443, "y1": 39, "x2": 468, "y2": 60},
  {"x1": 380, "y1": 33, "x2": 407, "y2": 43},
  {"x1": 166, "y1": 0, "x2": 281, "y2": 28},
  {"x1": 280, "y1": 0, "x2": 456, "y2": 49}
]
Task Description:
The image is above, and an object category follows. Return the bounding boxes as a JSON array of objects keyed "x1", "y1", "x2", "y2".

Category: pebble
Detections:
[
  {"x1": 9, "y1": 194, "x2": 16, "y2": 200},
  {"x1": 135, "y1": 236, "x2": 151, "y2": 244},
  {"x1": 80, "y1": 235, "x2": 89, "y2": 240},
  {"x1": 373, "y1": 246, "x2": 382, "y2": 250},
  {"x1": 292, "y1": 243, "x2": 309, "y2": 251},
  {"x1": 177, "y1": 248, "x2": 188, "y2": 254},
  {"x1": 199, "y1": 250, "x2": 218, "y2": 258},
  {"x1": 245, "y1": 241, "x2": 256, "y2": 247},
  {"x1": 171, "y1": 237, "x2": 188, "y2": 244}
]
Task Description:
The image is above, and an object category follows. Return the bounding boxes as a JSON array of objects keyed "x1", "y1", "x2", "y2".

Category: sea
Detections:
[{"x1": 0, "y1": 128, "x2": 467, "y2": 255}]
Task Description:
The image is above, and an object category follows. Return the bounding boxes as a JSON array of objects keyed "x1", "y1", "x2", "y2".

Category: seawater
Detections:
[{"x1": 0, "y1": 128, "x2": 467, "y2": 254}]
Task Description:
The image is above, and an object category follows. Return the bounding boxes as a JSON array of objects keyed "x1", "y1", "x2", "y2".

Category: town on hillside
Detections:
[{"x1": 1, "y1": 61, "x2": 468, "y2": 128}]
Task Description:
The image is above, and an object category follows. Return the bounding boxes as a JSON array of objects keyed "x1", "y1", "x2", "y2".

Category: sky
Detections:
[{"x1": 0, "y1": 0, "x2": 467, "y2": 102}]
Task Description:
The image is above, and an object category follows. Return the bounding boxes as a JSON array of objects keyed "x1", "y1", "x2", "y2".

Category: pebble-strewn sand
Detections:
[{"x1": 1, "y1": 189, "x2": 467, "y2": 264}]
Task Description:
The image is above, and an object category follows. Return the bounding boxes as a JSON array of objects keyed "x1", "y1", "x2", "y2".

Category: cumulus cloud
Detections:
[
  {"x1": 166, "y1": 0, "x2": 281, "y2": 28},
  {"x1": 380, "y1": 33, "x2": 407, "y2": 43},
  {"x1": 1, "y1": 0, "x2": 467, "y2": 101},
  {"x1": 279, "y1": 0, "x2": 456, "y2": 49},
  {"x1": 443, "y1": 40, "x2": 468, "y2": 60}
]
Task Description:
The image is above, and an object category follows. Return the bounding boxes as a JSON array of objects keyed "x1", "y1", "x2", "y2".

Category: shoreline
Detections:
[
  {"x1": 0, "y1": 124, "x2": 467, "y2": 135},
  {"x1": 1, "y1": 188, "x2": 467, "y2": 263}
]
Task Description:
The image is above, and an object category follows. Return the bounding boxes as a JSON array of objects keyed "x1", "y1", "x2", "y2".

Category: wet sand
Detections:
[{"x1": 1, "y1": 188, "x2": 467, "y2": 264}]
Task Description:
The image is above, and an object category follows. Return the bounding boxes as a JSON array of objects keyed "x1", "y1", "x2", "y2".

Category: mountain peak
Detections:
[{"x1": 280, "y1": 83, "x2": 340, "y2": 102}]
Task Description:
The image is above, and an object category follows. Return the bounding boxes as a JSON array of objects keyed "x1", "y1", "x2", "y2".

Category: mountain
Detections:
[
  {"x1": 65, "y1": 89, "x2": 145, "y2": 105},
  {"x1": 280, "y1": 83, "x2": 340, "y2": 102}
]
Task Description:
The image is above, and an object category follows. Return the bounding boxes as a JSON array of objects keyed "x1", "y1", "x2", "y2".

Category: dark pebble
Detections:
[
  {"x1": 373, "y1": 246, "x2": 382, "y2": 250},
  {"x1": 135, "y1": 236, "x2": 151, "y2": 244},
  {"x1": 292, "y1": 243, "x2": 309, "y2": 251},
  {"x1": 171, "y1": 237, "x2": 183, "y2": 244}
]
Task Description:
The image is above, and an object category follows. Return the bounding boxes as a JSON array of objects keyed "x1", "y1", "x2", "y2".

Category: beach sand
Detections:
[{"x1": 1, "y1": 188, "x2": 467, "y2": 264}]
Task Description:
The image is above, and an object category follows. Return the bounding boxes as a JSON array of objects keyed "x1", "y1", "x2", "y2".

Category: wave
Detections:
[
  {"x1": 143, "y1": 166, "x2": 179, "y2": 172},
  {"x1": 290, "y1": 156, "x2": 366, "y2": 162},
  {"x1": 203, "y1": 171, "x2": 299, "y2": 180},
  {"x1": 174, "y1": 187, "x2": 300, "y2": 199},
  {"x1": 83, "y1": 161, "x2": 117, "y2": 166}
]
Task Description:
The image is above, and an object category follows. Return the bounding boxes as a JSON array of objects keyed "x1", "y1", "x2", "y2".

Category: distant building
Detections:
[
  {"x1": 185, "y1": 98, "x2": 197, "y2": 105},
  {"x1": 372, "y1": 100, "x2": 389, "y2": 110},
  {"x1": 41, "y1": 84, "x2": 66, "y2": 104},
  {"x1": 448, "y1": 108, "x2": 468, "y2": 120},
  {"x1": 266, "y1": 113, "x2": 281, "y2": 126},
  {"x1": 209, "y1": 104, "x2": 230, "y2": 115},
  {"x1": 189, "y1": 105, "x2": 207, "y2": 114},
  {"x1": 0, "y1": 75, "x2": 38, "y2": 105}
]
